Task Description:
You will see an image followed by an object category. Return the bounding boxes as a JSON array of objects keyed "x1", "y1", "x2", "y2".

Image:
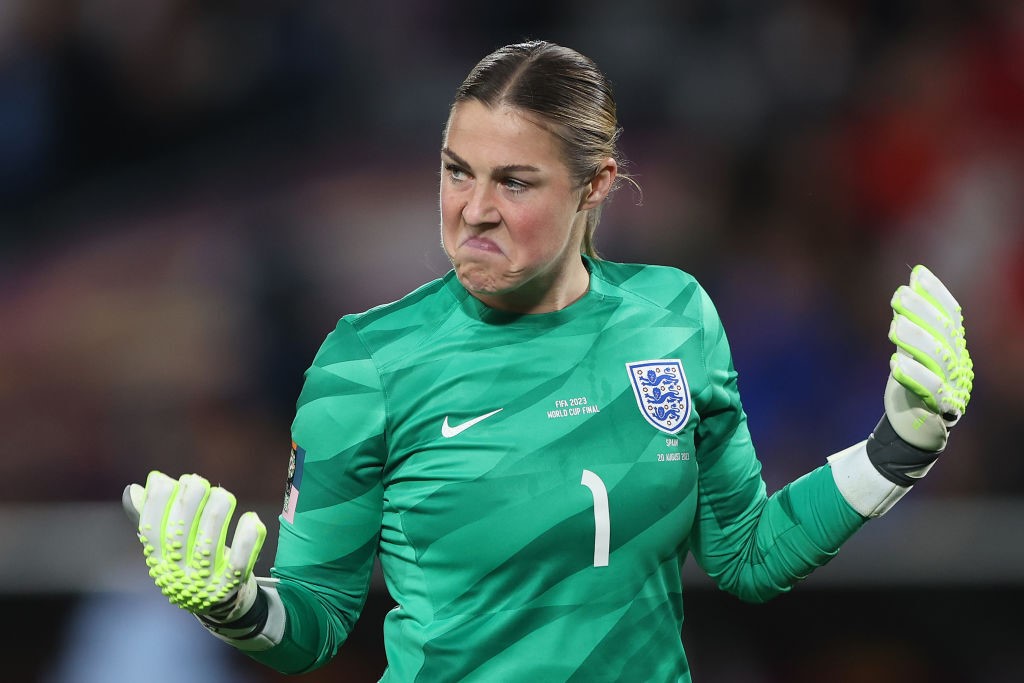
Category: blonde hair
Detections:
[{"x1": 450, "y1": 41, "x2": 628, "y2": 258}]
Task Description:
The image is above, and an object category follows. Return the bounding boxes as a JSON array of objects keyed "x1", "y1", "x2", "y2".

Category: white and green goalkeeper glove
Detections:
[
  {"x1": 123, "y1": 472, "x2": 267, "y2": 622},
  {"x1": 830, "y1": 265, "x2": 974, "y2": 517},
  {"x1": 868, "y1": 265, "x2": 974, "y2": 484}
]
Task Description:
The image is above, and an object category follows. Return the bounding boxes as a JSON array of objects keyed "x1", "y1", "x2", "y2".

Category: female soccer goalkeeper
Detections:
[{"x1": 124, "y1": 40, "x2": 973, "y2": 682}]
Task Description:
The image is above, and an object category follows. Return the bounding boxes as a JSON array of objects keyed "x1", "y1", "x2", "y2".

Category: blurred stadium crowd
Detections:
[
  {"x1": 0, "y1": 1, "x2": 1022, "y2": 680},
  {"x1": 2, "y1": 0, "x2": 1020, "y2": 504}
]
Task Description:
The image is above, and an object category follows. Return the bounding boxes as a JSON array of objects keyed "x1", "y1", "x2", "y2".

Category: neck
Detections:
[{"x1": 473, "y1": 256, "x2": 590, "y2": 314}]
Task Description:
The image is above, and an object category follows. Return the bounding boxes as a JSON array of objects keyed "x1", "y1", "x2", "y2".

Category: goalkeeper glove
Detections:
[
  {"x1": 868, "y1": 264, "x2": 974, "y2": 485},
  {"x1": 123, "y1": 471, "x2": 267, "y2": 622},
  {"x1": 829, "y1": 265, "x2": 973, "y2": 517}
]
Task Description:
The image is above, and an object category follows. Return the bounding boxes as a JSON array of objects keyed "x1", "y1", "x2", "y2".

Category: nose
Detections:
[{"x1": 462, "y1": 183, "x2": 500, "y2": 227}]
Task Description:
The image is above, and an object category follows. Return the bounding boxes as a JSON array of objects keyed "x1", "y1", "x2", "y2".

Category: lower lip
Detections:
[{"x1": 462, "y1": 237, "x2": 503, "y2": 254}]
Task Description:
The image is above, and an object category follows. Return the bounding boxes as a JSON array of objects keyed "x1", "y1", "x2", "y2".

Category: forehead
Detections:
[{"x1": 444, "y1": 100, "x2": 566, "y2": 168}]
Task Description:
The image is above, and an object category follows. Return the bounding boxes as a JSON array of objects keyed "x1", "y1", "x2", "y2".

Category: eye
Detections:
[
  {"x1": 501, "y1": 177, "x2": 529, "y2": 194},
  {"x1": 444, "y1": 163, "x2": 468, "y2": 183}
]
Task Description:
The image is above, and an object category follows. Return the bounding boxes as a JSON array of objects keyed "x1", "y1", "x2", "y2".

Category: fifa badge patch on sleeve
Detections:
[
  {"x1": 282, "y1": 441, "x2": 306, "y2": 524},
  {"x1": 626, "y1": 359, "x2": 692, "y2": 434}
]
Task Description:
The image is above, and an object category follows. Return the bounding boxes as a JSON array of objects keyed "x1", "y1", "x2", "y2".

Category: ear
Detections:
[{"x1": 579, "y1": 158, "x2": 618, "y2": 211}]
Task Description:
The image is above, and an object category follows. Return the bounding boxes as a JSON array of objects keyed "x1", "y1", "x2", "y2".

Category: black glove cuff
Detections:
[
  {"x1": 867, "y1": 414, "x2": 943, "y2": 487},
  {"x1": 199, "y1": 586, "x2": 269, "y2": 640}
]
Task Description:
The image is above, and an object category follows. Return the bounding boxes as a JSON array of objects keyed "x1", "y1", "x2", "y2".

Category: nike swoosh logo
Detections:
[{"x1": 441, "y1": 408, "x2": 504, "y2": 438}]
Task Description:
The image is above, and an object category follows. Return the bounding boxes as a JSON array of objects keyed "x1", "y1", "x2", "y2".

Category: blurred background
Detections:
[{"x1": 1, "y1": 0, "x2": 1021, "y2": 681}]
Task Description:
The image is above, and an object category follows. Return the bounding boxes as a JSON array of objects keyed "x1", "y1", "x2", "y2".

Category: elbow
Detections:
[{"x1": 715, "y1": 568, "x2": 797, "y2": 604}]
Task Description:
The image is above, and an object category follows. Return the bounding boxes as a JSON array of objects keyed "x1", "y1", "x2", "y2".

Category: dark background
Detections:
[{"x1": 1, "y1": 1, "x2": 1021, "y2": 681}]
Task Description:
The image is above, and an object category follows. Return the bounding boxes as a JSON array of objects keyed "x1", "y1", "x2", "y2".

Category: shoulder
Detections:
[
  {"x1": 347, "y1": 274, "x2": 456, "y2": 330},
  {"x1": 589, "y1": 258, "x2": 711, "y2": 319},
  {"x1": 312, "y1": 272, "x2": 461, "y2": 367}
]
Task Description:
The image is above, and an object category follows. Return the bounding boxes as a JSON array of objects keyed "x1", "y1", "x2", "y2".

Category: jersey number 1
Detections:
[{"x1": 580, "y1": 470, "x2": 610, "y2": 567}]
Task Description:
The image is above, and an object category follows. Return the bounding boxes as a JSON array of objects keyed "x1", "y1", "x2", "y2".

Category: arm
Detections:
[{"x1": 688, "y1": 266, "x2": 972, "y2": 603}]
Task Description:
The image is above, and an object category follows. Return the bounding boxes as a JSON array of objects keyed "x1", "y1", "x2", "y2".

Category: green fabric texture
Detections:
[{"x1": 245, "y1": 258, "x2": 865, "y2": 681}]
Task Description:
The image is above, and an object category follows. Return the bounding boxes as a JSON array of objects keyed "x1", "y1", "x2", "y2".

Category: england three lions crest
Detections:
[{"x1": 626, "y1": 359, "x2": 692, "y2": 434}]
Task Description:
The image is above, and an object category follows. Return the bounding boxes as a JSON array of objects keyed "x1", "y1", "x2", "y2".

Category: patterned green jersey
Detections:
[{"x1": 249, "y1": 257, "x2": 865, "y2": 681}]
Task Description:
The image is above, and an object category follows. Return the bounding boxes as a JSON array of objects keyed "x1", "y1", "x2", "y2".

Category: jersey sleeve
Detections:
[
  {"x1": 688, "y1": 285, "x2": 866, "y2": 603},
  {"x1": 246, "y1": 317, "x2": 388, "y2": 674}
]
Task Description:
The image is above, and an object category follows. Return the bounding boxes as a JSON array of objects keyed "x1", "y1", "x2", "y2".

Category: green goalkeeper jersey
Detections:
[{"x1": 250, "y1": 257, "x2": 865, "y2": 681}]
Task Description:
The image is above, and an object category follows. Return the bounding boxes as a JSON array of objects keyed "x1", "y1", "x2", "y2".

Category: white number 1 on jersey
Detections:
[{"x1": 581, "y1": 470, "x2": 610, "y2": 567}]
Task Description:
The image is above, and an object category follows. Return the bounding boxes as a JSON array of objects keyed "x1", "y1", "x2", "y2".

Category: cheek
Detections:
[
  {"x1": 506, "y1": 214, "x2": 546, "y2": 252},
  {"x1": 439, "y1": 191, "x2": 460, "y2": 239},
  {"x1": 508, "y1": 203, "x2": 574, "y2": 254},
  {"x1": 439, "y1": 188, "x2": 453, "y2": 222}
]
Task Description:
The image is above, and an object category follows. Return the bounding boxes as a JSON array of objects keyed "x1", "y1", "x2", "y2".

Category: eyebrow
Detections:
[{"x1": 441, "y1": 147, "x2": 541, "y2": 174}]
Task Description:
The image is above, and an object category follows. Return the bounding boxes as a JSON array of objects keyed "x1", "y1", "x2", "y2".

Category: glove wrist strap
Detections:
[
  {"x1": 867, "y1": 414, "x2": 942, "y2": 486},
  {"x1": 198, "y1": 578, "x2": 286, "y2": 652}
]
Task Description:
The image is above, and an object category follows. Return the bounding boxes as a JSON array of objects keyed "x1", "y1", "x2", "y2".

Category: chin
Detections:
[
  {"x1": 455, "y1": 262, "x2": 509, "y2": 295},
  {"x1": 456, "y1": 269, "x2": 497, "y2": 294}
]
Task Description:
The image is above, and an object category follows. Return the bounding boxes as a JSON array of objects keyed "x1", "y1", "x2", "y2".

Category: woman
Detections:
[{"x1": 125, "y1": 41, "x2": 973, "y2": 681}]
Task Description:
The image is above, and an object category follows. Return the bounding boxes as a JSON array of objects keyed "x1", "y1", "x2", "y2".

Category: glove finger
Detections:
[
  {"x1": 893, "y1": 349, "x2": 969, "y2": 420},
  {"x1": 139, "y1": 471, "x2": 178, "y2": 563},
  {"x1": 166, "y1": 474, "x2": 212, "y2": 564},
  {"x1": 910, "y1": 265, "x2": 962, "y2": 327},
  {"x1": 228, "y1": 511, "x2": 267, "y2": 579},
  {"x1": 890, "y1": 350, "x2": 945, "y2": 414},
  {"x1": 195, "y1": 486, "x2": 237, "y2": 573},
  {"x1": 891, "y1": 285, "x2": 959, "y2": 356},
  {"x1": 122, "y1": 483, "x2": 144, "y2": 527},
  {"x1": 947, "y1": 345, "x2": 973, "y2": 417},
  {"x1": 890, "y1": 315, "x2": 953, "y2": 381}
]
